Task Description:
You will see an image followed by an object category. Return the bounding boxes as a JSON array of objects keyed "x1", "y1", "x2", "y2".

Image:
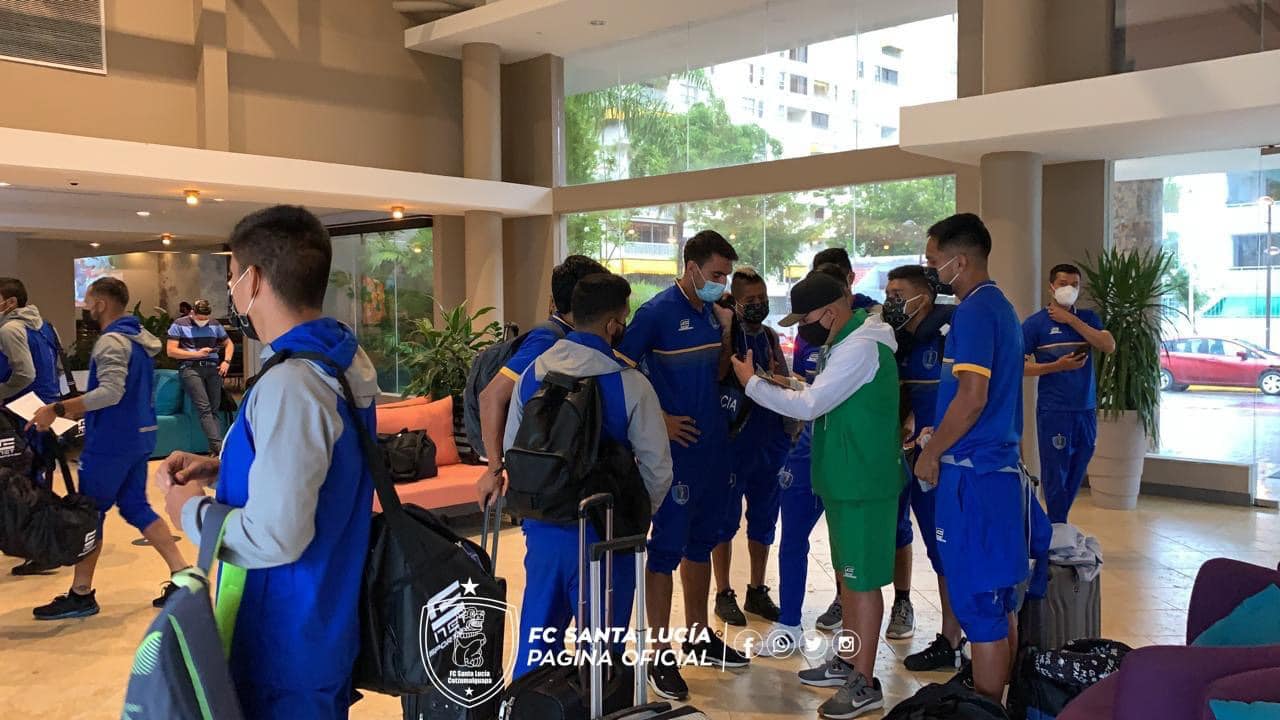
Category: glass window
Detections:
[
  {"x1": 1114, "y1": 0, "x2": 1280, "y2": 73},
  {"x1": 811, "y1": 112, "x2": 829, "y2": 129},
  {"x1": 324, "y1": 224, "x2": 433, "y2": 395},
  {"x1": 880, "y1": 125, "x2": 898, "y2": 140},
  {"x1": 882, "y1": 45, "x2": 904, "y2": 58},
  {"x1": 563, "y1": 6, "x2": 958, "y2": 184}
]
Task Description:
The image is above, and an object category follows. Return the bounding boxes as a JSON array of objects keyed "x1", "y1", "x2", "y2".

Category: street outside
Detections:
[{"x1": 1155, "y1": 387, "x2": 1280, "y2": 500}]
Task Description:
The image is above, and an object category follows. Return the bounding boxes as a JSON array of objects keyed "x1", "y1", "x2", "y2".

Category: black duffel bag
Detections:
[
  {"x1": 0, "y1": 447, "x2": 99, "y2": 567},
  {"x1": 377, "y1": 428, "x2": 437, "y2": 483},
  {"x1": 251, "y1": 350, "x2": 507, "y2": 707}
]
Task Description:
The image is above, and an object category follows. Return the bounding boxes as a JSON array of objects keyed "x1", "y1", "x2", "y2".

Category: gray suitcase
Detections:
[{"x1": 1020, "y1": 563, "x2": 1102, "y2": 650}]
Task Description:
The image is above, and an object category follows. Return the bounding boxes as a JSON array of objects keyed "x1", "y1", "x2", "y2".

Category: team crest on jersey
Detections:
[
  {"x1": 678, "y1": 319, "x2": 693, "y2": 332},
  {"x1": 935, "y1": 528, "x2": 946, "y2": 544},
  {"x1": 672, "y1": 483, "x2": 690, "y2": 505},
  {"x1": 1049, "y1": 327, "x2": 1063, "y2": 335},
  {"x1": 778, "y1": 467, "x2": 794, "y2": 489},
  {"x1": 842, "y1": 565, "x2": 857, "y2": 580},
  {"x1": 1052, "y1": 433, "x2": 1067, "y2": 450},
  {"x1": 923, "y1": 349, "x2": 938, "y2": 369}
]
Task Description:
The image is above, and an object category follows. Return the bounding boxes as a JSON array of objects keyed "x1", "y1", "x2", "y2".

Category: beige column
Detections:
[
  {"x1": 981, "y1": 0, "x2": 1049, "y2": 93},
  {"x1": 1043, "y1": 161, "x2": 1112, "y2": 280},
  {"x1": 194, "y1": 0, "x2": 230, "y2": 151},
  {"x1": 432, "y1": 216, "x2": 467, "y2": 321},
  {"x1": 462, "y1": 42, "x2": 504, "y2": 324}
]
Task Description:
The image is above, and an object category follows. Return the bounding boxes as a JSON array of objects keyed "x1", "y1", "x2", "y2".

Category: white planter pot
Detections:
[{"x1": 1088, "y1": 411, "x2": 1147, "y2": 510}]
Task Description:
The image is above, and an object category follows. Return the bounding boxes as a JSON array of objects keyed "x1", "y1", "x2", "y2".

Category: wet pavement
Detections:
[{"x1": 1154, "y1": 388, "x2": 1280, "y2": 501}]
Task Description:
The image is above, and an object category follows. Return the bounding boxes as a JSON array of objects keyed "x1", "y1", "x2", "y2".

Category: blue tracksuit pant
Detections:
[
  {"x1": 1037, "y1": 410, "x2": 1097, "y2": 523},
  {"x1": 776, "y1": 434, "x2": 826, "y2": 628}
]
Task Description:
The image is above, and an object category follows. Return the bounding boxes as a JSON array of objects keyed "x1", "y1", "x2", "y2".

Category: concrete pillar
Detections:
[
  {"x1": 462, "y1": 42, "x2": 504, "y2": 324},
  {"x1": 433, "y1": 216, "x2": 468, "y2": 319},
  {"x1": 981, "y1": 0, "x2": 1049, "y2": 93},
  {"x1": 194, "y1": 0, "x2": 230, "y2": 151},
  {"x1": 1043, "y1": 161, "x2": 1112, "y2": 281}
]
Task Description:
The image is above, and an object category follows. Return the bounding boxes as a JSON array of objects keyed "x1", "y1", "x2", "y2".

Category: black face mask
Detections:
[
  {"x1": 739, "y1": 301, "x2": 769, "y2": 325},
  {"x1": 610, "y1": 320, "x2": 627, "y2": 349},
  {"x1": 798, "y1": 319, "x2": 830, "y2": 347},
  {"x1": 922, "y1": 267, "x2": 953, "y2": 297},
  {"x1": 228, "y1": 267, "x2": 260, "y2": 342}
]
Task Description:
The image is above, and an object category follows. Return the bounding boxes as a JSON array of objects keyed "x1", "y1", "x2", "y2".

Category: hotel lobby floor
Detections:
[{"x1": 1, "y1": 468, "x2": 1278, "y2": 719}]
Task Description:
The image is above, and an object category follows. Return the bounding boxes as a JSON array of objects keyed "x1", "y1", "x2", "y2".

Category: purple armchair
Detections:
[{"x1": 1060, "y1": 558, "x2": 1280, "y2": 720}]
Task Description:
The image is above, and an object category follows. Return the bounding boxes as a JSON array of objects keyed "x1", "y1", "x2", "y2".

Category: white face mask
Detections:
[
  {"x1": 194, "y1": 318, "x2": 210, "y2": 327},
  {"x1": 1054, "y1": 285, "x2": 1080, "y2": 307}
]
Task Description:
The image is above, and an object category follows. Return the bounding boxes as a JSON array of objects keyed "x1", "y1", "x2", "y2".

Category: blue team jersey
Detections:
[
  {"x1": 935, "y1": 281, "x2": 1023, "y2": 469},
  {"x1": 1022, "y1": 307, "x2": 1102, "y2": 412},
  {"x1": 731, "y1": 324, "x2": 784, "y2": 445},
  {"x1": 167, "y1": 316, "x2": 229, "y2": 361},
  {"x1": 899, "y1": 305, "x2": 954, "y2": 431},
  {"x1": 792, "y1": 334, "x2": 822, "y2": 382},
  {"x1": 616, "y1": 284, "x2": 727, "y2": 446},
  {"x1": 500, "y1": 314, "x2": 573, "y2": 381}
]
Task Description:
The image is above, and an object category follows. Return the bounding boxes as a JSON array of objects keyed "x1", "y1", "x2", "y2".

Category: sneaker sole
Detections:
[
  {"x1": 820, "y1": 698, "x2": 884, "y2": 719},
  {"x1": 647, "y1": 675, "x2": 688, "y2": 701},
  {"x1": 903, "y1": 657, "x2": 958, "y2": 672},
  {"x1": 716, "y1": 611, "x2": 747, "y2": 627},
  {"x1": 885, "y1": 627, "x2": 916, "y2": 640},
  {"x1": 799, "y1": 674, "x2": 851, "y2": 688},
  {"x1": 815, "y1": 618, "x2": 842, "y2": 631},
  {"x1": 34, "y1": 606, "x2": 99, "y2": 621},
  {"x1": 745, "y1": 608, "x2": 781, "y2": 622}
]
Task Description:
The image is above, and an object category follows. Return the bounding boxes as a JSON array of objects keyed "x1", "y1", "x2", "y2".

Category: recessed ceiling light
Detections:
[
  {"x1": 184, "y1": 190, "x2": 200, "y2": 206},
  {"x1": 136, "y1": 211, "x2": 151, "y2": 217},
  {"x1": 590, "y1": 19, "x2": 606, "y2": 26},
  {"x1": 391, "y1": 205, "x2": 405, "y2": 220},
  {"x1": 213, "y1": 198, "x2": 225, "y2": 203},
  {"x1": 161, "y1": 233, "x2": 173, "y2": 246},
  {"x1": 89, "y1": 242, "x2": 101, "y2": 248},
  {"x1": 0, "y1": 182, "x2": 10, "y2": 187}
]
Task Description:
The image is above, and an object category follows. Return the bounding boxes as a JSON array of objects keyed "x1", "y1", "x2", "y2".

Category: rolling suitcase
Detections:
[
  {"x1": 1019, "y1": 563, "x2": 1102, "y2": 651},
  {"x1": 401, "y1": 497, "x2": 509, "y2": 720},
  {"x1": 499, "y1": 493, "x2": 641, "y2": 720}
]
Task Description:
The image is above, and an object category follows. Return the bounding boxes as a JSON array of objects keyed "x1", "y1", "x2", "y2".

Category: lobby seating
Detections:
[
  {"x1": 151, "y1": 369, "x2": 233, "y2": 459},
  {"x1": 373, "y1": 395, "x2": 486, "y2": 515}
]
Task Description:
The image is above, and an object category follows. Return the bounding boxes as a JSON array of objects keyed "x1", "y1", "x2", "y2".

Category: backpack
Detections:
[
  {"x1": 0, "y1": 443, "x2": 98, "y2": 567},
  {"x1": 464, "y1": 320, "x2": 566, "y2": 459},
  {"x1": 0, "y1": 409, "x2": 32, "y2": 475},
  {"x1": 884, "y1": 681, "x2": 1010, "y2": 720},
  {"x1": 1007, "y1": 639, "x2": 1131, "y2": 720},
  {"x1": 503, "y1": 372, "x2": 602, "y2": 525},
  {"x1": 122, "y1": 503, "x2": 246, "y2": 719},
  {"x1": 378, "y1": 428, "x2": 438, "y2": 483}
]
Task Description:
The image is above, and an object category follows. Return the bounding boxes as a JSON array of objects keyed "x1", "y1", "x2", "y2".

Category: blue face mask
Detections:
[{"x1": 694, "y1": 265, "x2": 727, "y2": 303}]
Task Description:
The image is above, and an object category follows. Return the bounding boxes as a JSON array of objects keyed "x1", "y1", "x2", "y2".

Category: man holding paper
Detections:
[
  {"x1": 27, "y1": 277, "x2": 189, "y2": 619},
  {"x1": 729, "y1": 271, "x2": 902, "y2": 720}
]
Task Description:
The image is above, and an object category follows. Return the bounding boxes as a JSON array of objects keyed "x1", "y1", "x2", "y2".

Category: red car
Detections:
[{"x1": 1159, "y1": 337, "x2": 1280, "y2": 395}]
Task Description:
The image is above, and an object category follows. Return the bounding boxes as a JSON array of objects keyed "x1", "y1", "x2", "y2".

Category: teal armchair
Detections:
[{"x1": 151, "y1": 369, "x2": 233, "y2": 459}]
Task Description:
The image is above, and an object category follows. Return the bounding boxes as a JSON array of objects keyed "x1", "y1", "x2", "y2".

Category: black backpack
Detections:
[
  {"x1": 1007, "y1": 639, "x2": 1131, "y2": 720},
  {"x1": 378, "y1": 428, "x2": 438, "y2": 483},
  {"x1": 0, "y1": 410, "x2": 32, "y2": 475},
  {"x1": 0, "y1": 450, "x2": 99, "y2": 567},
  {"x1": 464, "y1": 320, "x2": 566, "y2": 459},
  {"x1": 884, "y1": 682, "x2": 1009, "y2": 720},
  {"x1": 503, "y1": 372, "x2": 602, "y2": 525}
]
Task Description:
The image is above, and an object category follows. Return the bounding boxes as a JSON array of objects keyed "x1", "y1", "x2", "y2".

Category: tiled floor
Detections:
[{"x1": 1, "y1": 465, "x2": 1277, "y2": 719}]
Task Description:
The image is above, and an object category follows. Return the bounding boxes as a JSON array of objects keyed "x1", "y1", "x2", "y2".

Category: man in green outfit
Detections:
[{"x1": 730, "y1": 271, "x2": 901, "y2": 720}]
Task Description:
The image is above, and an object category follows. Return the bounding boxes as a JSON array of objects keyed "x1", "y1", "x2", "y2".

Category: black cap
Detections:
[
  {"x1": 779, "y1": 273, "x2": 845, "y2": 327},
  {"x1": 192, "y1": 299, "x2": 213, "y2": 316}
]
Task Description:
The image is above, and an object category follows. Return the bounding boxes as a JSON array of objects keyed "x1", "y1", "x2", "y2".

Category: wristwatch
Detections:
[{"x1": 53, "y1": 401, "x2": 66, "y2": 418}]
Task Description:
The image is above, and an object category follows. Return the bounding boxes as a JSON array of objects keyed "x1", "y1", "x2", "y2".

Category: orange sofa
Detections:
[{"x1": 374, "y1": 395, "x2": 486, "y2": 515}]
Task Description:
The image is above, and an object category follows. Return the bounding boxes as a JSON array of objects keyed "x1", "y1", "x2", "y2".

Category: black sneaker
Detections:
[
  {"x1": 153, "y1": 581, "x2": 181, "y2": 608},
  {"x1": 904, "y1": 634, "x2": 965, "y2": 672},
  {"x1": 12, "y1": 559, "x2": 59, "y2": 576},
  {"x1": 744, "y1": 584, "x2": 781, "y2": 622},
  {"x1": 815, "y1": 596, "x2": 843, "y2": 631},
  {"x1": 647, "y1": 656, "x2": 689, "y2": 701},
  {"x1": 34, "y1": 589, "x2": 99, "y2": 620},
  {"x1": 948, "y1": 661, "x2": 974, "y2": 690},
  {"x1": 683, "y1": 632, "x2": 750, "y2": 668},
  {"x1": 714, "y1": 588, "x2": 747, "y2": 626}
]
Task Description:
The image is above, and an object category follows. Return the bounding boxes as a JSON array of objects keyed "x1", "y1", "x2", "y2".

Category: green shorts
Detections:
[{"x1": 825, "y1": 498, "x2": 898, "y2": 592}]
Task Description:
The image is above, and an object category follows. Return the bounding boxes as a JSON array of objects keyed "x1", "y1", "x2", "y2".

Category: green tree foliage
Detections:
[{"x1": 819, "y1": 176, "x2": 956, "y2": 257}]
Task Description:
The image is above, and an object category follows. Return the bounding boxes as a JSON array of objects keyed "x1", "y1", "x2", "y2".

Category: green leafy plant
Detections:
[
  {"x1": 398, "y1": 299, "x2": 501, "y2": 400},
  {"x1": 1081, "y1": 247, "x2": 1179, "y2": 442},
  {"x1": 131, "y1": 303, "x2": 179, "y2": 370}
]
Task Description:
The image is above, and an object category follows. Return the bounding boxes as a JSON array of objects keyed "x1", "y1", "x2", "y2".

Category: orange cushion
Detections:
[
  {"x1": 376, "y1": 395, "x2": 461, "y2": 466},
  {"x1": 373, "y1": 463, "x2": 485, "y2": 512},
  {"x1": 380, "y1": 396, "x2": 430, "y2": 410}
]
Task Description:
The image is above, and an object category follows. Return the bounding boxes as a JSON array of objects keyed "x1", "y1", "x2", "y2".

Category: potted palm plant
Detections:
[
  {"x1": 1081, "y1": 247, "x2": 1178, "y2": 510},
  {"x1": 398, "y1": 298, "x2": 501, "y2": 409}
]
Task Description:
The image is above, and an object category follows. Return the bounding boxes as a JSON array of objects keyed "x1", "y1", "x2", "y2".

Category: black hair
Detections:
[
  {"x1": 928, "y1": 213, "x2": 992, "y2": 259},
  {"x1": 887, "y1": 265, "x2": 935, "y2": 298},
  {"x1": 684, "y1": 230, "x2": 739, "y2": 266},
  {"x1": 552, "y1": 255, "x2": 609, "y2": 315},
  {"x1": 1049, "y1": 263, "x2": 1082, "y2": 283},
  {"x1": 812, "y1": 262, "x2": 850, "y2": 288},
  {"x1": 178, "y1": 301, "x2": 193, "y2": 315},
  {"x1": 0, "y1": 277, "x2": 28, "y2": 306},
  {"x1": 731, "y1": 267, "x2": 767, "y2": 294},
  {"x1": 571, "y1": 273, "x2": 631, "y2": 326},
  {"x1": 88, "y1": 277, "x2": 129, "y2": 309},
  {"x1": 812, "y1": 247, "x2": 853, "y2": 273},
  {"x1": 228, "y1": 205, "x2": 331, "y2": 311}
]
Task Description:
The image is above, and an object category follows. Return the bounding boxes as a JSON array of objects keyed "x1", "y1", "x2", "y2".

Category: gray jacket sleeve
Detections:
[
  {"x1": 0, "y1": 320, "x2": 35, "y2": 400},
  {"x1": 79, "y1": 334, "x2": 131, "y2": 411},
  {"x1": 181, "y1": 360, "x2": 342, "y2": 568},
  {"x1": 621, "y1": 370, "x2": 673, "y2": 510},
  {"x1": 502, "y1": 372, "x2": 526, "y2": 454}
]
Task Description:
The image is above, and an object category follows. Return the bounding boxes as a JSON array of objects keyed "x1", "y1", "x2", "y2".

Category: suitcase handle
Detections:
[{"x1": 480, "y1": 494, "x2": 504, "y2": 568}]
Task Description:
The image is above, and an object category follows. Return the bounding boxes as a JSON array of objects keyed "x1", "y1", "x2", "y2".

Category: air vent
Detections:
[{"x1": 0, "y1": 0, "x2": 105, "y2": 74}]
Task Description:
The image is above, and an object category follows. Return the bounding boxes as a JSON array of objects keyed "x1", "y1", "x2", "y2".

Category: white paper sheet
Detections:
[{"x1": 4, "y1": 391, "x2": 79, "y2": 436}]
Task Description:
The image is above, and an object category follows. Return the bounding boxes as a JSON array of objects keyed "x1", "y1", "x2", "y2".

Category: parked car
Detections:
[{"x1": 1159, "y1": 336, "x2": 1280, "y2": 395}]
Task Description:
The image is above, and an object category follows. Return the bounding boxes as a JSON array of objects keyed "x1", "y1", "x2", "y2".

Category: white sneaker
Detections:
[{"x1": 755, "y1": 622, "x2": 803, "y2": 657}]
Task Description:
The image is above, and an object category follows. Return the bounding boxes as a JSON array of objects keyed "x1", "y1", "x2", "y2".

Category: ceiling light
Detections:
[
  {"x1": 89, "y1": 242, "x2": 101, "y2": 248},
  {"x1": 184, "y1": 190, "x2": 200, "y2": 206},
  {"x1": 136, "y1": 211, "x2": 151, "y2": 217},
  {"x1": 213, "y1": 198, "x2": 225, "y2": 203},
  {"x1": 590, "y1": 19, "x2": 606, "y2": 26},
  {"x1": 391, "y1": 206, "x2": 405, "y2": 220},
  {"x1": 161, "y1": 233, "x2": 173, "y2": 246},
  {"x1": 0, "y1": 182, "x2": 10, "y2": 187}
]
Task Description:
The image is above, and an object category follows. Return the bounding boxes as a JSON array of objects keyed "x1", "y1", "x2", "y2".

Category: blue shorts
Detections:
[
  {"x1": 716, "y1": 433, "x2": 786, "y2": 546},
  {"x1": 895, "y1": 451, "x2": 942, "y2": 574},
  {"x1": 78, "y1": 451, "x2": 158, "y2": 536},
  {"x1": 647, "y1": 440, "x2": 731, "y2": 574},
  {"x1": 950, "y1": 585, "x2": 1020, "y2": 643},
  {"x1": 934, "y1": 463, "x2": 1028, "y2": 639}
]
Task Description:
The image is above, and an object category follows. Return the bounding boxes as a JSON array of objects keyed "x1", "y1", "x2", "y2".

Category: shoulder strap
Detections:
[{"x1": 44, "y1": 324, "x2": 79, "y2": 396}]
